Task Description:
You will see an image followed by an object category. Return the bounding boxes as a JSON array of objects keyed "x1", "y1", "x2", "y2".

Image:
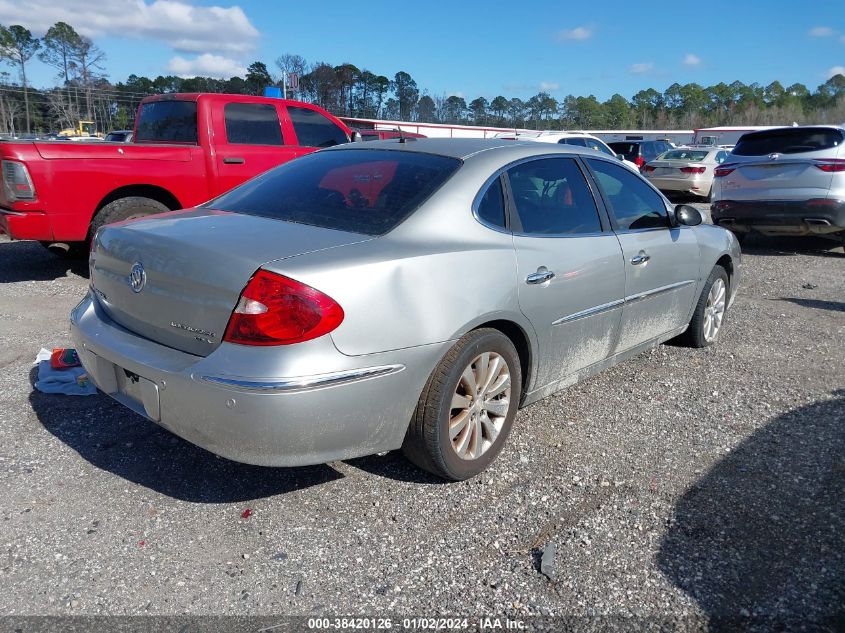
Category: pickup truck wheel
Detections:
[
  {"x1": 402, "y1": 328, "x2": 521, "y2": 481},
  {"x1": 89, "y1": 196, "x2": 170, "y2": 241}
]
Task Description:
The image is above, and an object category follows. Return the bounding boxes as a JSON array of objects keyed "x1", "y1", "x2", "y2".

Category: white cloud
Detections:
[
  {"x1": 630, "y1": 62, "x2": 654, "y2": 74},
  {"x1": 0, "y1": 0, "x2": 259, "y2": 54},
  {"x1": 558, "y1": 26, "x2": 593, "y2": 41},
  {"x1": 828, "y1": 65, "x2": 845, "y2": 78},
  {"x1": 539, "y1": 81, "x2": 559, "y2": 91},
  {"x1": 683, "y1": 53, "x2": 701, "y2": 66},
  {"x1": 809, "y1": 26, "x2": 834, "y2": 37},
  {"x1": 168, "y1": 54, "x2": 247, "y2": 78}
]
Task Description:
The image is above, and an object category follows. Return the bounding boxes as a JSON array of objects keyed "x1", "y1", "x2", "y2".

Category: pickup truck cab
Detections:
[{"x1": 0, "y1": 93, "x2": 352, "y2": 254}]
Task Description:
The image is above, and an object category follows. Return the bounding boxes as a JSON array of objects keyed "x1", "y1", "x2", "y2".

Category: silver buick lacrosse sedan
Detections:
[{"x1": 71, "y1": 138, "x2": 740, "y2": 480}]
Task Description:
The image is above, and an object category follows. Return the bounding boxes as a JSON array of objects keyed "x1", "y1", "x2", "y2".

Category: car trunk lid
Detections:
[
  {"x1": 90, "y1": 209, "x2": 370, "y2": 356},
  {"x1": 718, "y1": 155, "x2": 835, "y2": 200}
]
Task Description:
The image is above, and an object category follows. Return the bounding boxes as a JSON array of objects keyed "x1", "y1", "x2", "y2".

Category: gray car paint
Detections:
[{"x1": 72, "y1": 138, "x2": 741, "y2": 467}]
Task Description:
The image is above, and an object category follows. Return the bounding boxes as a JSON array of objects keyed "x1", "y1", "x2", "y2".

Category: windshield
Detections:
[{"x1": 207, "y1": 149, "x2": 462, "y2": 236}]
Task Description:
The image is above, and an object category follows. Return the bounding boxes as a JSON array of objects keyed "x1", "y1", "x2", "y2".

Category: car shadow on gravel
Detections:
[
  {"x1": 780, "y1": 297, "x2": 845, "y2": 313},
  {"x1": 739, "y1": 234, "x2": 844, "y2": 258},
  {"x1": 0, "y1": 239, "x2": 88, "y2": 282},
  {"x1": 29, "y1": 379, "x2": 344, "y2": 503},
  {"x1": 657, "y1": 390, "x2": 845, "y2": 630}
]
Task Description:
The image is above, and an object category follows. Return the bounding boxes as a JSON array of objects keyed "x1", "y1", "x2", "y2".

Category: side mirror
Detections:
[
  {"x1": 351, "y1": 131, "x2": 362, "y2": 142},
  {"x1": 616, "y1": 153, "x2": 626, "y2": 161},
  {"x1": 674, "y1": 204, "x2": 703, "y2": 226}
]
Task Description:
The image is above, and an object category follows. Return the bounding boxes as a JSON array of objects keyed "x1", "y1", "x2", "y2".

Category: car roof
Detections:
[{"x1": 326, "y1": 137, "x2": 611, "y2": 161}]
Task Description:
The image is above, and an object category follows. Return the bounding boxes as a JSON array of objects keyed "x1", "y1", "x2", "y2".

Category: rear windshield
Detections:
[
  {"x1": 207, "y1": 149, "x2": 462, "y2": 236},
  {"x1": 733, "y1": 127, "x2": 843, "y2": 156},
  {"x1": 135, "y1": 100, "x2": 197, "y2": 143},
  {"x1": 609, "y1": 142, "x2": 639, "y2": 158},
  {"x1": 660, "y1": 150, "x2": 710, "y2": 161}
]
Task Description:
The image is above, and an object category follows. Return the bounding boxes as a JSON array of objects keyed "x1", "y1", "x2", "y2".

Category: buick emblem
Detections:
[
  {"x1": 129, "y1": 262, "x2": 146, "y2": 293},
  {"x1": 768, "y1": 153, "x2": 780, "y2": 160}
]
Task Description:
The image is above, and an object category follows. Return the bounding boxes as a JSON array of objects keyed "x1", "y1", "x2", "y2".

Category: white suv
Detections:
[
  {"x1": 711, "y1": 125, "x2": 845, "y2": 249},
  {"x1": 494, "y1": 131, "x2": 640, "y2": 171}
]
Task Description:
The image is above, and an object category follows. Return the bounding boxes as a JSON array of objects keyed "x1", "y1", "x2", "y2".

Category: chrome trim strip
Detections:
[
  {"x1": 625, "y1": 279, "x2": 695, "y2": 304},
  {"x1": 0, "y1": 208, "x2": 26, "y2": 216},
  {"x1": 552, "y1": 298, "x2": 624, "y2": 326},
  {"x1": 552, "y1": 280, "x2": 695, "y2": 325},
  {"x1": 199, "y1": 364, "x2": 405, "y2": 393}
]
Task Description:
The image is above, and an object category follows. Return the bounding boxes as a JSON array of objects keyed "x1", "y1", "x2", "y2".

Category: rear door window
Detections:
[
  {"x1": 733, "y1": 127, "x2": 843, "y2": 156},
  {"x1": 288, "y1": 106, "x2": 349, "y2": 148},
  {"x1": 135, "y1": 100, "x2": 197, "y2": 143},
  {"x1": 505, "y1": 158, "x2": 602, "y2": 235},
  {"x1": 224, "y1": 103, "x2": 284, "y2": 145},
  {"x1": 586, "y1": 158, "x2": 668, "y2": 231},
  {"x1": 207, "y1": 149, "x2": 461, "y2": 236},
  {"x1": 476, "y1": 176, "x2": 506, "y2": 228}
]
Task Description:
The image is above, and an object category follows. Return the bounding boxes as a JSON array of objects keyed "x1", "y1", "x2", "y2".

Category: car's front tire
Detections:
[
  {"x1": 403, "y1": 328, "x2": 522, "y2": 481},
  {"x1": 680, "y1": 265, "x2": 729, "y2": 348}
]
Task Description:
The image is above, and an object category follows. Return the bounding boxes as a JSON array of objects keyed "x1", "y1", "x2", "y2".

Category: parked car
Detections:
[
  {"x1": 71, "y1": 139, "x2": 740, "y2": 480},
  {"x1": 609, "y1": 139, "x2": 674, "y2": 169},
  {"x1": 104, "y1": 130, "x2": 134, "y2": 143},
  {"x1": 356, "y1": 128, "x2": 426, "y2": 141},
  {"x1": 710, "y1": 125, "x2": 845, "y2": 248},
  {"x1": 497, "y1": 131, "x2": 639, "y2": 171},
  {"x1": 0, "y1": 93, "x2": 352, "y2": 255},
  {"x1": 642, "y1": 148, "x2": 731, "y2": 200}
]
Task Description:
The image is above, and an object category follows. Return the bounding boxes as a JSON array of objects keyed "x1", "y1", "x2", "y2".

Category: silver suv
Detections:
[{"x1": 710, "y1": 126, "x2": 845, "y2": 249}]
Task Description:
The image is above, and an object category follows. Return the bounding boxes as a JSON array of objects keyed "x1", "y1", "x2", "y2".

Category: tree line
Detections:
[{"x1": 1, "y1": 21, "x2": 844, "y2": 136}]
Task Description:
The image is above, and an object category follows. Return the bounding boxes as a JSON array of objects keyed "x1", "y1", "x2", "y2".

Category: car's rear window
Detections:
[
  {"x1": 661, "y1": 150, "x2": 710, "y2": 161},
  {"x1": 609, "y1": 142, "x2": 639, "y2": 158},
  {"x1": 733, "y1": 127, "x2": 843, "y2": 156},
  {"x1": 207, "y1": 149, "x2": 462, "y2": 236},
  {"x1": 135, "y1": 100, "x2": 197, "y2": 143}
]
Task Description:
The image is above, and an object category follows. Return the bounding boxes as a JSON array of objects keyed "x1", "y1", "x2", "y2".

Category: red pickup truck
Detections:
[{"x1": 0, "y1": 93, "x2": 352, "y2": 254}]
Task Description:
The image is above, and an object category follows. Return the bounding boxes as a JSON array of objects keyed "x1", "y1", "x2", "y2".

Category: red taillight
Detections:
[
  {"x1": 680, "y1": 166, "x2": 706, "y2": 174},
  {"x1": 642, "y1": 165, "x2": 656, "y2": 173},
  {"x1": 714, "y1": 164, "x2": 737, "y2": 177},
  {"x1": 635, "y1": 156, "x2": 645, "y2": 168},
  {"x1": 223, "y1": 270, "x2": 344, "y2": 346},
  {"x1": 2, "y1": 160, "x2": 36, "y2": 201},
  {"x1": 813, "y1": 159, "x2": 845, "y2": 173}
]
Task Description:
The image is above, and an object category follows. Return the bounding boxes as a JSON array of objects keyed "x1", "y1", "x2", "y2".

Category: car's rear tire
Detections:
[
  {"x1": 402, "y1": 328, "x2": 522, "y2": 481},
  {"x1": 679, "y1": 265, "x2": 729, "y2": 348},
  {"x1": 89, "y1": 196, "x2": 170, "y2": 241}
]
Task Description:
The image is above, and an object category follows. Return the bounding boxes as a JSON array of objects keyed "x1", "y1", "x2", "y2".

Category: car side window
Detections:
[
  {"x1": 586, "y1": 158, "x2": 668, "y2": 231},
  {"x1": 715, "y1": 151, "x2": 728, "y2": 164},
  {"x1": 287, "y1": 106, "x2": 349, "y2": 148},
  {"x1": 476, "y1": 176, "x2": 506, "y2": 229},
  {"x1": 505, "y1": 158, "x2": 602, "y2": 235},
  {"x1": 224, "y1": 103, "x2": 284, "y2": 145}
]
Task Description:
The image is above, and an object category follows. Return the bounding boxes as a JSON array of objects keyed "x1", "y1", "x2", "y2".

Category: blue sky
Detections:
[{"x1": 2, "y1": 0, "x2": 843, "y2": 101}]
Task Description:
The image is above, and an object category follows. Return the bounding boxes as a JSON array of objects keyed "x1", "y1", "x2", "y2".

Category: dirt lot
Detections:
[{"x1": 0, "y1": 222, "x2": 843, "y2": 629}]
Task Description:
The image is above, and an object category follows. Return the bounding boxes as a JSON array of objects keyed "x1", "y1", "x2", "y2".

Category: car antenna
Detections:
[{"x1": 399, "y1": 129, "x2": 406, "y2": 143}]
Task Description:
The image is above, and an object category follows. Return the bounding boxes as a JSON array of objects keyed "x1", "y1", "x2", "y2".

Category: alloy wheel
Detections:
[
  {"x1": 703, "y1": 278, "x2": 726, "y2": 342},
  {"x1": 448, "y1": 352, "x2": 511, "y2": 460}
]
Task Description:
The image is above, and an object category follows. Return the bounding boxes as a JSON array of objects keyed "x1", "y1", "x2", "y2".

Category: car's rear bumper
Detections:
[
  {"x1": 647, "y1": 176, "x2": 710, "y2": 197},
  {"x1": 711, "y1": 199, "x2": 845, "y2": 236},
  {"x1": 70, "y1": 292, "x2": 444, "y2": 467},
  {"x1": 0, "y1": 208, "x2": 52, "y2": 240}
]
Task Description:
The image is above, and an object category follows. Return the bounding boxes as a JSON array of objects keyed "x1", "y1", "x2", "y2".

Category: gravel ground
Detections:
[{"x1": 0, "y1": 215, "x2": 843, "y2": 630}]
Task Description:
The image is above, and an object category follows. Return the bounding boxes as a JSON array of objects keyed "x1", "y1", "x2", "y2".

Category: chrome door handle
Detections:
[
  {"x1": 223, "y1": 156, "x2": 245, "y2": 164},
  {"x1": 631, "y1": 253, "x2": 650, "y2": 265},
  {"x1": 526, "y1": 268, "x2": 555, "y2": 284}
]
